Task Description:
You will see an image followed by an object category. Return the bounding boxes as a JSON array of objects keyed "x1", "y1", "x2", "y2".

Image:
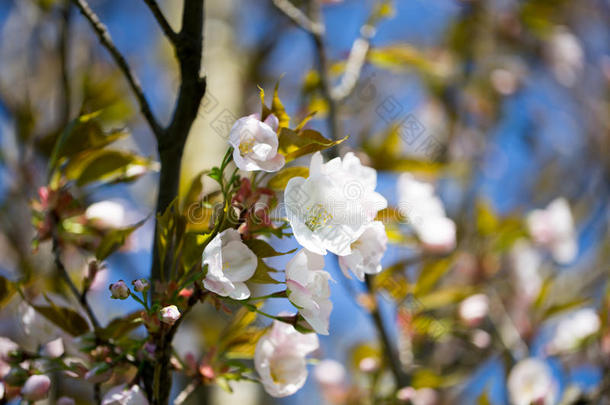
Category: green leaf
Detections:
[
  {"x1": 267, "y1": 167, "x2": 309, "y2": 190},
  {"x1": 96, "y1": 219, "x2": 146, "y2": 260},
  {"x1": 64, "y1": 149, "x2": 154, "y2": 187},
  {"x1": 249, "y1": 259, "x2": 282, "y2": 284},
  {"x1": 0, "y1": 275, "x2": 16, "y2": 309},
  {"x1": 476, "y1": 199, "x2": 499, "y2": 236},
  {"x1": 49, "y1": 111, "x2": 127, "y2": 170},
  {"x1": 271, "y1": 81, "x2": 290, "y2": 129},
  {"x1": 244, "y1": 239, "x2": 296, "y2": 258},
  {"x1": 542, "y1": 298, "x2": 590, "y2": 320},
  {"x1": 32, "y1": 297, "x2": 90, "y2": 336},
  {"x1": 414, "y1": 257, "x2": 453, "y2": 297},
  {"x1": 417, "y1": 286, "x2": 474, "y2": 310},
  {"x1": 278, "y1": 128, "x2": 347, "y2": 162},
  {"x1": 97, "y1": 312, "x2": 143, "y2": 340},
  {"x1": 182, "y1": 170, "x2": 208, "y2": 210}
]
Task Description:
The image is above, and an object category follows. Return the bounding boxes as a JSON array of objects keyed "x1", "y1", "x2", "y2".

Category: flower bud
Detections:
[
  {"x1": 41, "y1": 338, "x2": 64, "y2": 359},
  {"x1": 21, "y1": 374, "x2": 51, "y2": 401},
  {"x1": 109, "y1": 280, "x2": 130, "y2": 300},
  {"x1": 358, "y1": 357, "x2": 380, "y2": 373},
  {"x1": 57, "y1": 397, "x2": 76, "y2": 405},
  {"x1": 132, "y1": 279, "x2": 150, "y2": 293},
  {"x1": 159, "y1": 305, "x2": 180, "y2": 325}
]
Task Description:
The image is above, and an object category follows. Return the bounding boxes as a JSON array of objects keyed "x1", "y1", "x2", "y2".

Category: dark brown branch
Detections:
[
  {"x1": 70, "y1": 0, "x2": 164, "y2": 139},
  {"x1": 365, "y1": 275, "x2": 410, "y2": 387},
  {"x1": 59, "y1": 0, "x2": 72, "y2": 127},
  {"x1": 142, "y1": 0, "x2": 178, "y2": 43}
]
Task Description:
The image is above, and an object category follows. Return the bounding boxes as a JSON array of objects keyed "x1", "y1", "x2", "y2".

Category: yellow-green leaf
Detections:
[{"x1": 267, "y1": 167, "x2": 309, "y2": 190}]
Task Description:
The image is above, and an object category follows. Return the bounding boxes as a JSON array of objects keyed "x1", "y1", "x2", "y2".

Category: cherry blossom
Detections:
[
  {"x1": 458, "y1": 294, "x2": 489, "y2": 326},
  {"x1": 109, "y1": 280, "x2": 130, "y2": 300},
  {"x1": 284, "y1": 152, "x2": 387, "y2": 256},
  {"x1": 21, "y1": 374, "x2": 51, "y2": 402},
  {"x1": 202, "y1": 229, "x2": 257, "y2": 300},
  {"x1": 338, "y1": 221, "x2": 387, "y2": 281},
  {"x1": 527, "y1": 197, "x2": 577, "y2": 264},
  {"x1": 397, "y1": 174, "x2": 456, "y2": 253},
  {"x1": 229, "y1": 114, "x2": 285, "y2": 172},
  {"x1": 548, "y1": 308, "x2": 600, "y2": 354},
  {"x1": 254, "y1": 320, "x2": 319, "y2": 397},
  {"x1": 507, "y1": 358, "x2": 556, "y2": 405},
  {"x1": 286, "y1": 249, "x2": 332, "y2": 335},
  {"x1": 159, "y1": 305, "x2": 181, "y2": 326}
]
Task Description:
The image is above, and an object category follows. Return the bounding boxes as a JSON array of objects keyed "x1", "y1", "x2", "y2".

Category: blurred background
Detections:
[{"x1": 0, "y1": 0, "x2": 609, "y2": 403}]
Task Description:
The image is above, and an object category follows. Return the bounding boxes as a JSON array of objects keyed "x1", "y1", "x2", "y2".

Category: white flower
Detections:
[
  {"x1": 21, "y1": 374, "x2": 51, "y2": 402},
  {"x1": 202, "y1": 229, "x2": 258, "y2": 300},
  {"x1": 314, "y1": 359, "x2": 345, "y2": 387},
  {"x1": 547, "y1": 26, "x2": 584, "y2": 87},
  {"x1": 458, "y1": 294, "x2": 489, "y2": 326},
  {"x1": 102, "y1": 384, "x2": 149, "y2": 405},
  {"x1": 510, "y1": 239, "x2": 543, "y2": 300},
  {"x1": 527, "y1": 197, "x2": 577, "y2": 264},
  {"x1": 507, "y1": 358, "x2": 556, "y2": 405},
  {"x1": 285, "y1": 249, "x2": 333, "y2": 335},
  {"x1": 85, "y1": 201, "x2": 126, "y2": 228},
  {"x1": 396, "y1": 387, "x2": 438, "y2": 405},
  {"x1": 548, "y1": 308, "x2": 600, "y2": 354},
  {"x1": 254, "y1": 320, "x2": 319, "y2": 397},
  {"x1": 41, "y1": 337, "x2": 64, "y2": 358},
  {"x1": 284, "y1": 152, "x2": 387, "y2": 256},
  {"x1": 109, "y1": 280, "x2": 130, "y2": 300},
  {"x1": 397, "y1": 174, "x2": 456, "y2": 253},
  {"x1": 339, "y1": 221, "x2": 387, "y2": 281},
  {"x1": 159, "y1": 305, "x2": 181, "y2": 326},
  {"x1": 229, "y1": 114, "x2": 285, "y2": 172}
]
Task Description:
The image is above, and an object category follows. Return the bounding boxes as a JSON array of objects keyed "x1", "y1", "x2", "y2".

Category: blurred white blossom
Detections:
[
  {"x1": 507, "y1": 358, "x2": 556, "y2": 405},
  {"x1": 527, "y1": 197, "x2": 577, "y2": 264}
]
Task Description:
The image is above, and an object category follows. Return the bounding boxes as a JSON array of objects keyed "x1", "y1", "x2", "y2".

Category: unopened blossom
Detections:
[
  {"x1": 547, "y1": 26, "x2": 584, "y2": 87},
  {"x1": 339, "y1": 221, "x2": 387, "y2": 281},
  {"x1": 314, "y1": 359, "x2": 347, "y2": 403},
  {"x1": 0, "y1": 337, "x2": 18, "y2": 378},
  {"x1": 229, "y1": 114, "x2": 285, "y2": 172},
  {"x1": 21, "y1": 374, "x2": 51, "y2": 402},
  {"x1": 314, "y1": 359, "x2": 346, "y2": 387},
  {"x1": 109, "y1": 280, "x2": 130, "y2": 300},
  {"x1": 358, "y1": 357, "x2": 380, "y2": 373},
  {"x1": 41, "y1": 337, "x2": 64, "y2": 358},
  {"x1": 397, "y1": 387, "x2": 438, "y2": 405},
  {"x1": 254, "y1": 320, "x2": 319, "y2": 397},
  {"x1": 286, "y1": 249, "x2": 332, "y2": 335},
  {"x1": 397, "y1": 174, "x2": 456, "y2": 253},
  {"x1": 548, "y1": 308, "x2": 600, "y2": 354},
  {"x1": 285, "y1": 152, "x2": 387, "y2": 256},
  {"x1": 132, "y1": 279, "x2": 150, "y2": 292},
  {"x1": 507, "y1": 358, "x2": 556, "y2": 405},
  {"x1": 458, "y1": 294, "x2": 489, "y2": 326},
  {"x1": 85, "y1": 200, "x2": 126, "y2": 228},
  {"x1": 527, "y1": 197, "x2": 577, "y2": 264},
  {"x1": 202, "y1": 229, "x2": 257, "y2": 300},
  {"x1": 102, "y1": 384, "x2": 149, "y2": 405},
  {"x1": 159, "y1": 305, "x2": 181, "y2": 326},
  {"x1": 57, "y1": 397, "x2": 76, "y2": 405},
  {"x1": 510, "y1": 239, "x2": 543, "y2": 300}
]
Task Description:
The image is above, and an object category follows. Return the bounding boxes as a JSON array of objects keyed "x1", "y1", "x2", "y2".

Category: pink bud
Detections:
[
  {"x1": 132, "y1": 279, "x2": 150, "y2": 293},
  {"x1": 159, "y1": 305, "x2": 180, "y2": 325},
  {"x1": 358, "y1": 357, "x2": 380, "y2": 373},
  {"x1": 57, "y1": 397, "x2": 76, "y2": 405},
  {"x1": 109, "y1": 280, "x2": 130, "y2": 299},
  {"x1": 21, "y1": 374, "x2": 51, "y2": 401}
]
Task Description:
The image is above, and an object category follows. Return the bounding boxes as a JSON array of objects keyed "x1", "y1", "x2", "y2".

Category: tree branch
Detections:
[
  {"x1": 70, "y1": 0, "x2": 164, "y2": 139},
  {"x1": 365, "y1": 275, "x2": 410, "y2": 388},
  {"x1": 142, "y1": 0, "x2": 178, "y2": 43},
  {"x1": 271, "y1": 0, "x2": 323, "y2": 35}
]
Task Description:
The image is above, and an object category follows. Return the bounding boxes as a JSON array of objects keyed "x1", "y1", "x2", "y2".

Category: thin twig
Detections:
[
  {"x1": 365, "y1": 275, "x2": 410, "y2": 387},
  {"x1": 174, "y1": 380, "x2": 200, "y2": 405},
  {"x1": 58, "y1": 0, "x2": 72, "y2": 127},
  {"x1": 51, "y1": 217, "x2": 101, "y2": 330},
  {"x1": 271, "y1": 0, "x2": 323, "y2": 35},
  {"x1": 70, "y1": 0, "x2": 164, "y2": 139},
  {"x1": 142, "y1": 0, "x2": 178, "y2": 43}
]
